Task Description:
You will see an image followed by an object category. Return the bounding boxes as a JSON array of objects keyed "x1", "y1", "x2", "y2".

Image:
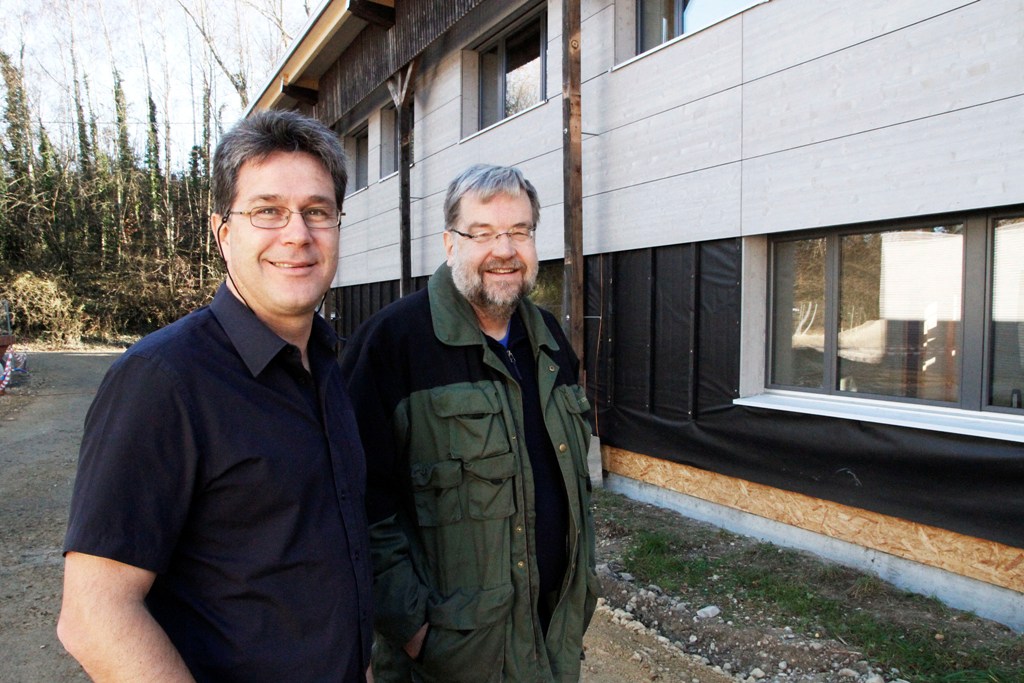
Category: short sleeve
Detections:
[{"x1": 64, "y1": 353, "x2": 197, "y2": 572}]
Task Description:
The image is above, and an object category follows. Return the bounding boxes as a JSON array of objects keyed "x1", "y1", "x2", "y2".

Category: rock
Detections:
[
  {"x1": 749, "y1": 667, "x2": 766, "y2": 679},
  {"x1": 864, "y1": 675, "x2": 885, "y2": 683},
  {"x1": 837, "y1": 669, "x2": 859, "y2": 679},
  {"x1": 696, "y1": 605, "x2": 721, "y2": 619}
]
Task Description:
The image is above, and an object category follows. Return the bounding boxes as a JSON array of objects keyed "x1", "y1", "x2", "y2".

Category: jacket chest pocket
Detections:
[
  {"x1": 463, "y1": 452, "x2": 516, "y2": 520},
  {"x1": 555, "y1": 384, "x2": 593, "y2": 479},
  {"x1": 433, "y1": 384, "x2": 510, "y2": 461},
  {"x1": 411, "y1": 385, "x2": 517, "y2": 526}
]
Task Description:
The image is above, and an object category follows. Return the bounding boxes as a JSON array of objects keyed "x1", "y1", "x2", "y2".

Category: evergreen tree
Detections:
[
  {"x1": 144, "y1": 94, "x2": 163, "y2": 256},
  {"x1": 0, "y1": 50, "x2": 35, "y2": 268}
]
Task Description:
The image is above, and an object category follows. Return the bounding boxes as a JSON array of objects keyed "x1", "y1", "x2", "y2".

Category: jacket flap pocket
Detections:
[
  {"x1": 462, "y1": 452, "x2": 515, "y2": 482},
  {"x1": 411, "y1": 460, "x2": 463, "y2": 489},
  {"x1": 430, "y1": 384, "x2": 501, "y2": 417},
  {"x1": 558, "y1": 384, "x2": 591, "y2": 414}
]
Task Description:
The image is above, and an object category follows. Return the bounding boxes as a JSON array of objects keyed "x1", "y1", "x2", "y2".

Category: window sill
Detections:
[
  {"x1": 734, "y1": 390, "x2": 1024, "y2": 444},
  {"x1": 460, "y1": 99, "x2": 548, "y2": 144}
]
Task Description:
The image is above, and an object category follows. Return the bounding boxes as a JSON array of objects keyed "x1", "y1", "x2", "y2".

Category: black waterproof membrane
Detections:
[{"x1": 584, "y1": 240, "x2": 1024, "y2": 551}]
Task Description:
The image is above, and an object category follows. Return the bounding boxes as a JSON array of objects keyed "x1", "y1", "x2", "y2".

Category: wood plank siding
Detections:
[{"x1": 318, "y1": 0, "x2": 486, "y2": 127}]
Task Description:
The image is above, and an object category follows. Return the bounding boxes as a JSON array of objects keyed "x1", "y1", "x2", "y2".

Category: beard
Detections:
[{"x1": 451, "y1": 254, "x2": 538, "y2": 322}]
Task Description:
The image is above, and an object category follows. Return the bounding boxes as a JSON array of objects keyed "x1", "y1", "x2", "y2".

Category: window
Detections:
[
  {"x1": 478, "y1": 12, "x2": 546, "y2": 130},
  {"x1": 992, "y1": 217, "x2": 1024, "y2": 409},
  {"x1": 346, "y1": 125, "x2": 369, "y2": 193},
  {"x1": 768, "y1": 209, "x2": 1024, "y2": 414},
  {"x1": 637, "y1": 0, "x2": 754, "y2": 53},
  {"x1": 380, "y1": 102, "x2": 413, "y2": 179}
]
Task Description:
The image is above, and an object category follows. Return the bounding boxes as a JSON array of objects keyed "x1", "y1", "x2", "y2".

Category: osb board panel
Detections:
[{"x1": 603, "y1": 447, "x2": 1024, "y2": 593}]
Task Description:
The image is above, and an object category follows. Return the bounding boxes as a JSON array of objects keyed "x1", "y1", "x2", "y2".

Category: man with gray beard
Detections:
[{"x1": 341, "y1": 164, "x2": 598, "y2": 682}]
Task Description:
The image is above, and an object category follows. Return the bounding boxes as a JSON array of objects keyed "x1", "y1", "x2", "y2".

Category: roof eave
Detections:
[{"x1": 247, "y1": 0, "x2": 364, "y2": 115}]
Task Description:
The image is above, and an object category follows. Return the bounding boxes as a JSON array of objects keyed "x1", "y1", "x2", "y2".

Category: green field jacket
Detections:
[{"x1": 341, "y1": 264, "x2": 599, "y2": 682}]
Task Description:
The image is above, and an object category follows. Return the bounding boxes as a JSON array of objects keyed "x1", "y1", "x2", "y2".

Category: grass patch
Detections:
[{"x1": 594, "y1": 489, "x2": 1024, "y2": 682}]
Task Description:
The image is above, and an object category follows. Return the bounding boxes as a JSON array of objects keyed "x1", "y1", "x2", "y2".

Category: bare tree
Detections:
[{"x1": 176, "y1": 0, "x2": 251, "y2": 108}]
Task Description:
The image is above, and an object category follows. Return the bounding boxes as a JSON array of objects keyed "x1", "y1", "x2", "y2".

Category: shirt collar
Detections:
[{"x1": 209, "y1": 283, "x2": 291, "y2": 377}]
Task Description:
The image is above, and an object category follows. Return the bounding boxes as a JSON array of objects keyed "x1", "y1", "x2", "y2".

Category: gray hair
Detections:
[
  {"x1": 443, "y1": 164, "x2": 540, "y2": 231},
  {"x1": 211, "y1": 110, "x2": 348, "y2": 216}
]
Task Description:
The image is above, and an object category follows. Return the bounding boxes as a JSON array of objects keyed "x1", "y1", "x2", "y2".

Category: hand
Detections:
[{"x1": 403, "y1": 623, "x2": 429, "y2": 660}]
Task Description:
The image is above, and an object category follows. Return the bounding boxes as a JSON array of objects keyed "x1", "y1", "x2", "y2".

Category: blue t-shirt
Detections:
[{"x1": 65, "y1": 284, "x2": 372, "y2": 682}]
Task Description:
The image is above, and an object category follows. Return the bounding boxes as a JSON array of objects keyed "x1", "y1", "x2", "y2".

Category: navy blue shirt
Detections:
[{"x1": 65, "y1": 284, "x2": 372, "y2": 682}]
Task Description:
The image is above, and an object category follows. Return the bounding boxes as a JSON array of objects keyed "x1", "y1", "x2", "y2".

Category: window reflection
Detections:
[
  {"x1": 639, "y1": 0, "x2": 677, "y2": 52},
  {"x1": 504, "y1": 21, "x2": 542, "y2": 118},
  {"x1": 991, "y1": 217, "x2": 1024, "y2": 409},
  {"x1": 771, "y1": 238, "x2": 825, "y2": 388},
  {"x1": 638, "y1": 0, "x2": 754, "y2": 53},
  {"x1": 683, "y1": 0, "x2": 752, "y2": 34},
  {"x1": 479, "y1": 17, "x2": 543, "y2": 129},
  {"x1": 838, "y1": 227, "x2": 962, "y2": 401}
]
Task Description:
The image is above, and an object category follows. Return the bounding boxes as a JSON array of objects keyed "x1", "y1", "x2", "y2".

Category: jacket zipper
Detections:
[{"x1": 505, "y1": 347, "x2": 522, "y2": 381}]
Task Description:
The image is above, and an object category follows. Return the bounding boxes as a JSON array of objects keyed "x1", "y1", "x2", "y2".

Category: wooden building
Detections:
[{"x1": 249, "y1": 0, "x2": 1024, "y2": 630}]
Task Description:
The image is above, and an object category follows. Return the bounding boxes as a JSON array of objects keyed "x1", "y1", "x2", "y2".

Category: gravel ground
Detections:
[
  {"x1": 0, "y1": 350, "x2": 733, "y2": 682},
  {"x1": 3, "y1": 350, "x2": 1018, "y2": 682}
]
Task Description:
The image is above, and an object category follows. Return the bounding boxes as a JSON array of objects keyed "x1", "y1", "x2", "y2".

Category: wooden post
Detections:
[
  {"x1": 562, "y1": 0, "x2": 584, "y2": 363},
  {"x1": 388, "y1": 58, "x2": 419, "y2": 297}
]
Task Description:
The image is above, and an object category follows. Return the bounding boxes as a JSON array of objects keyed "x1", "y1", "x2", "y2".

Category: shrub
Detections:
[{"x1": 0, "y1": 271, "x2": 87, "y2": 345}]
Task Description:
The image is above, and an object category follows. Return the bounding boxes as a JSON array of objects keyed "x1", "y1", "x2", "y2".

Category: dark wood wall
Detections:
[{"x1": 318, "y1": 0, "x2": 487, "y2": 126}]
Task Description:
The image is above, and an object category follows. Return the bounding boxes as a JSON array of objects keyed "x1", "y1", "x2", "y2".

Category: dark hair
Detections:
[
  {"x1": 211, "y1": 110, "x2": 347, "y2": 216},
  {"x1": 443, "y1": 164, "x2": 540, "y2": 231}
]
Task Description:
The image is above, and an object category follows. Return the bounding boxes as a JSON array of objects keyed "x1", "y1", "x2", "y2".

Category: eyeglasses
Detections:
[
  {"x1": 226, "y1": 206, "x2": 342, "y2": 230},
  {"x1": 449, "y1": 228, "x2": 535, "y2": 244}
]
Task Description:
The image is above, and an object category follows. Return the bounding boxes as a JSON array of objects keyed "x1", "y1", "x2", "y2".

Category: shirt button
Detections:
[
  {"x1": 558, "y1": 443, "x2": 568, "y2": 453},
  {"x1": 511, "y1": 434, "x2": 517, "y2": 441},
  {"x1": 517, "y1": 560, "x2": 526, "y2": 569},
  {"x1": 515, "y1": 525, "x2": 524, "y2": 533},
  {"x1": 549, "y1": 365, "x2": 556, "y2": 372}
]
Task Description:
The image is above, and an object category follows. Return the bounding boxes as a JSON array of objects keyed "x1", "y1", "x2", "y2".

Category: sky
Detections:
[{"x1": 0, "y1": 0, "x2": 313, "y2": 169}]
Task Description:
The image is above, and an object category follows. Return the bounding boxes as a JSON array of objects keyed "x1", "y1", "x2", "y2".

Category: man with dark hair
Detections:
[
  {"x1": 58, "y1": 110, "x2": 373, "y2": 682},
  {"x1": 342, "y1": 164, "x2": 598, "y2": 682}
]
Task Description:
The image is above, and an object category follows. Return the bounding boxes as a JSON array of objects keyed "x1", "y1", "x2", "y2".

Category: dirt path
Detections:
[
  {"x1": 0, "y1": 350, "x2": 114, "y2": 682},
  {"x1": 0, "y1": 350, "x2": 729, "y2": 682}
]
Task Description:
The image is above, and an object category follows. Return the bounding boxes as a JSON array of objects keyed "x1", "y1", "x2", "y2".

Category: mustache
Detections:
[{"x1": 481, "y1": 258, "x2": 525, "y2": 271}]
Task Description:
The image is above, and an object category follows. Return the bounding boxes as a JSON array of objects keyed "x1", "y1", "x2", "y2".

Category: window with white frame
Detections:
[
  {"x1": 768, "y1": 209, "x2": 1024, "y2": 413},
  {"x1": 477, "y1": 11, "x2": 546, "y2": 130},
  {"x1": 637, "y1": 0, "x2": 755, "y2": 53}
]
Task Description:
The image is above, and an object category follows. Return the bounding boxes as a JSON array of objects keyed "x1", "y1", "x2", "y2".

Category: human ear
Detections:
[{"x1": 443, "y1": 230, "x2": 456, "y2": 266}]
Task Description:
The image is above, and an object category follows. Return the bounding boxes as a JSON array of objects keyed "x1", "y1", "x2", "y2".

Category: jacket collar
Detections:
[{"x1": 427, "y1": 262, "x2": 560, "y2": 353}]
